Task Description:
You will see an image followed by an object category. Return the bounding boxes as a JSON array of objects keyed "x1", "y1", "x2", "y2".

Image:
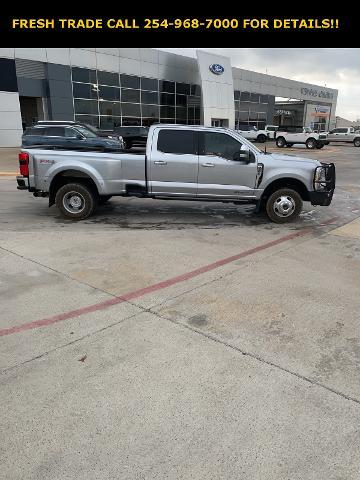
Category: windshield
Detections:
[{"x1": 75, "y1": 126, "x2": 98, "y2": 138}]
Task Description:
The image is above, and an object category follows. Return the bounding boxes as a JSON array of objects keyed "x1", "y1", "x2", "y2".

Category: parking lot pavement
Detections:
[{"x1": 1, "y1": 144, "x2": 360, "y2": 478}]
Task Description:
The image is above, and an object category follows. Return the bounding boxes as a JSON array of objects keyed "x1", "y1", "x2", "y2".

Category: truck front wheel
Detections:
[
  {"x1": 265, "y1": 188, "x2": 303, "y2": 223},
  {"x1": 55, "y1": 183, "x2": 97, "y2": 220},
  {"x1": 306, "y1": 138, "x2": 316, "y2": 149},
  {"x1": 354, "y1": 138, "x2": 360, "y2": 147},
  {"x1": 257, "y1": 134, "x2": 267, "y2": 143}
]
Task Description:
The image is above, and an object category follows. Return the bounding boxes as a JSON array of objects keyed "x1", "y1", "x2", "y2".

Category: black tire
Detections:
[
  {"x1": 354, "y1": 138, "x2": 360, "y2": 147},
  {"x1": 316, "y1": 143, "x2": 324, "y2": 149},
  {"x1": 305, "y1": 138, "x2": 316, "y2": 149},
  {"x1": 99, "y1": 195, "x2": 112, "y2": 205},
  {"x1": 265, "y1": 188, "x2": 303, "y2": 223},
  {"x1": 285, "y1": 143, "x2": 293, "y2": 148},
  {"x1": 55, "y1": 182, "x2": 97, "y2": 220},
  {"x1": 124, "y1": 139, "x2": 132, "y2": 149},
  {"x1": 276, "y1": 137, "x2": 286, "y2": 148},
  {"x1": 257, "y1": 134, "x2": 267, "y2": 143}
]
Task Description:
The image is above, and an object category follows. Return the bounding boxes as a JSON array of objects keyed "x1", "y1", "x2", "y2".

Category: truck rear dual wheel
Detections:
[
  {"x1": 55, "y1": 183, "x2": 97, "y2": 220},
  {"x1": 276, "y1": 137, "x2": 286, "y2": 148},
  {"x1": 265, "y1": 188, "x2": 303, "y2": 223}
]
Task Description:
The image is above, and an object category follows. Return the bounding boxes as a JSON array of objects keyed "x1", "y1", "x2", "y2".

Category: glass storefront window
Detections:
[
  {"x1": 176, "y1": 94, "x2": 187, "y2": 107},
  {"x1": 250, "y1": 93, "x2": 260, "y2": 103},
  {"x1": 160, "y1": 93, "x2": 175, "y2": 106},
  {"x1": 240, "y1": 91, "x2": 250, "y2": 102},
  {"x1": 191, "y1": 84, "x2": 201, "y2": 96},
  {"x1": 160, "y1": 80, "x2": 175, "y2": 93},
  {"x1": 160, "y1": 106, "x2": 175, "y2": 118},
  {"x1": 141, "y1": 77, "x2": 158, "y2": 91},
  {"x1": 98, "y1": 86, "x2": 120, "y2": 101},
  {"x1": 141, "y1": 91, "x2": 159, "y2": 104},
  {"x1": 142, "y1": 117, "x2": 159, "y2": 126},
  {"x1": 97, "y1": 71, "x2": 119, "y2": 87},
  {"x1": 72, "y1": 67, "x2": 201, "y2": 129},
  {"x1": 176, "y1": 82, "x2": 191, "y2": 95},
  {"x1": 74, "y1": 99, "x2": 98, "y2": 115},
  {"x1": 72, "y1": 67, "x2": 97, "y2": 84},
  {"x1": 234, "y1": 91, "x2": 240, "y2": 100},
  {"x1": 121, "y1": 103, "x2": 141, "y2": 117},
  {"x1": 260, "y1": 94, "x2": 268, "y2": 104},
  {"x1": 75, "y1": 115, "x2": 99, "y2": 127},
  {"x1": 99, "y1": 116, "x2": 122, "y2": 129},
  {"x1": 176, "y1": 107, "x2": 187, "y2": 120},
  {"x1": 73, "y1": 83, "x2": 98, "y2": 100},
  {"x1": 121, "y1": 74, "x2": 140, "y2": 89},
  {"x1": 99, "y1": 101, "x2": 121, "y2": 116},
  {"x1": 122, "y1": 117, "x2": 141, "y2": 126},
  {"x1": 121, "y1": 88, "x2": 140, "y2": 103},
  {"x1": 141, "y1": 104, "x2": 159, "y2": 118}
]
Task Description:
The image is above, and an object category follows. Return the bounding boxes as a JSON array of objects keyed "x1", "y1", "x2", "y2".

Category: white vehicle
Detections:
[
  {"x1": 325, "y1": 127, "x2": 360, "y2": 147},
  {"x1": 236, "y1": 125, "x2": 269, "y2": 143},
  {"x1": 275, "y1": 126, "x2": 327, "y2": 150},
  {"x1": 264, "y1": 125, "x2": 279, "y2": 140}
]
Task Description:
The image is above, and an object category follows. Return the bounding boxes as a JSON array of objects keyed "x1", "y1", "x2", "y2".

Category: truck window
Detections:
[
  {"x1": 157, "y1": 129, "x2": 196, "y2": 154},
  {"x1": 200, "y1": 132, "x2": 242, "y2": 161}
]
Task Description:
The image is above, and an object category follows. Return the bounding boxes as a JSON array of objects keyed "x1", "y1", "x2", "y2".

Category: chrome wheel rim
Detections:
[
  {"x1": 307, "y1": 140, "x2": 315, "y2": 148},
  {"x1": 273, "y1": 195, "x2": 296, "y2": 218},
  {"x1": 63, "y1": 191, "x2": 85, "y2": 214}
]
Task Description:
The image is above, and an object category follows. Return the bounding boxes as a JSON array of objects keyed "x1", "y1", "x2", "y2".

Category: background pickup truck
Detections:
[
  {"x1": 325, "y1": 127, "x2": 360, "y2": 147},
  {"x1": 275, "y1": 126, "x2": 327, "y2": 149},
  {"x1": 17, "y1": 124, "x2": 335, "y2": 223}
]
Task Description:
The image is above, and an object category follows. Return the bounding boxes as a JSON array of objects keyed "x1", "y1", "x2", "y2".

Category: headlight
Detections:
[{"x1": 314, "y1": 166, "x2": 327, "y2": 190}]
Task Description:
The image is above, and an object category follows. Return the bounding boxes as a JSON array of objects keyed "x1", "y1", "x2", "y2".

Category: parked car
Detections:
[
  {"x1": 275, "y1": 126, "x2": 327, "y2": 149},
  {"x1": 112, "y1": 126, "x2": 149, "y2": 149},
  {"x1": 22, "y1": 122, "x2": 124, "y2": 151},
  {"x1": 17, "y1": 124, "x2": 335, "y2": 224},
  {"x1": 35, "y1": 120, "x2": 124, "y2": 145},
  {"x1": 325, "y1": 127, "x2": 360, "y2": 147}
]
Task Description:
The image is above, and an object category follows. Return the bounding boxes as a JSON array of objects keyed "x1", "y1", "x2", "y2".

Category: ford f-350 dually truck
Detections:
[{"x1": 16, "y1": 124, "x2": 335, "y2": 223}]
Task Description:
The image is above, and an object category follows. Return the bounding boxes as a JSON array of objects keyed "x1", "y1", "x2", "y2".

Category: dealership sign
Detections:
[
  {"x1": 209, "y1": 64, "x2": 225, "y2": 75},
  {"x1": 311, "y1": 105, "x2": 330, "y2": 117},
  {"x1": 301, "y1": 87, "x2": 334, "y2": 100}
]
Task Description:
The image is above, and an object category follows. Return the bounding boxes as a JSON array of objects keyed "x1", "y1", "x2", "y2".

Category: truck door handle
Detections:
[
  {"x1": 201, "y1": 163, "x2": 215, "y2": 167},
  {"x1": 154, "y1": 160, "x2": 167, "y2": 165}
]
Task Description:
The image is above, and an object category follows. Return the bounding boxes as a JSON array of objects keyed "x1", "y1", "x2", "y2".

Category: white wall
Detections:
[{"x1": 0, "y1": 92, "x2": 23, "y2": 147}]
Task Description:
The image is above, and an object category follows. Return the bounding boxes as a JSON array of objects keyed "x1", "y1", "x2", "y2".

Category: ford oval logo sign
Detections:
[{"x1": 209, "y1": 64, "x2": 225, "y2": 75}]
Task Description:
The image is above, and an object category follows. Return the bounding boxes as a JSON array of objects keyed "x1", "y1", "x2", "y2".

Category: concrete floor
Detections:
[{"x1": 1, "y1": 143, "x2": 360, "y2": 479}]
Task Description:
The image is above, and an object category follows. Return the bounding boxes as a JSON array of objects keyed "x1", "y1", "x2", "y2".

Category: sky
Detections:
[{"x1": 158, "y1": 48, "x2": 360, "y2": 121}]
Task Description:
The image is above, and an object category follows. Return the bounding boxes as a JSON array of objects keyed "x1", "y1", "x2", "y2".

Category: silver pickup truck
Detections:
[{"x1": 17, "y1": 124, "x2": 335, "y2": 223}]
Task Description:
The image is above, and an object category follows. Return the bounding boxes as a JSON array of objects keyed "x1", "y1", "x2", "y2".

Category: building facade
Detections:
[{"x1": 0, "y1": 48, "x2": 338, "y2": 146}]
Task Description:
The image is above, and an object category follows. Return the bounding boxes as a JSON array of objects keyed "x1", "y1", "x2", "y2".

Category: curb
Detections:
[{"x1": 0, "y1": 172, "x2": 18, "y2": 176}]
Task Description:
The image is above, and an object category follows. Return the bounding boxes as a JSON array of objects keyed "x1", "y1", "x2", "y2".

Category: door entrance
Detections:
[
  {"x1": 211, "y1": 118, "x2": 229, "y2": 128},
  {"x1": 19, "y1": 96, "x2": 45, "y2": 131}
]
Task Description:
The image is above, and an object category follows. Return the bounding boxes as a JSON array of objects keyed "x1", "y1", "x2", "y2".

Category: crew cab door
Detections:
[
  {"x1": 149, "y1": 128, "x2": 198, "y2": 196},
  {"x1": 197, "y1": 131, "x2": 257, "y2": 198},
  {"x1": 328, "y1": 128, "x2": 345, "y2": 141}
]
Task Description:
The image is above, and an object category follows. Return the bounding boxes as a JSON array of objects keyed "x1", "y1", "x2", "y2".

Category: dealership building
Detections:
[{"x1": 0, "y1": 48, "x2": 338, "y2": 146}]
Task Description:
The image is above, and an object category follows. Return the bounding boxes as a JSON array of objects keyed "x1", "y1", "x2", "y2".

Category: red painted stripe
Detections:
[{"x1": 0, "y1": 217, "x2": 337, "y2": 337}]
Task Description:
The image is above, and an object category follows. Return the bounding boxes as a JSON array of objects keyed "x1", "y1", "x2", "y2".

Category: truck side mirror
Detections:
[{"x1": 234, "y1": 150, "x2": 253, "y2": 163}]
